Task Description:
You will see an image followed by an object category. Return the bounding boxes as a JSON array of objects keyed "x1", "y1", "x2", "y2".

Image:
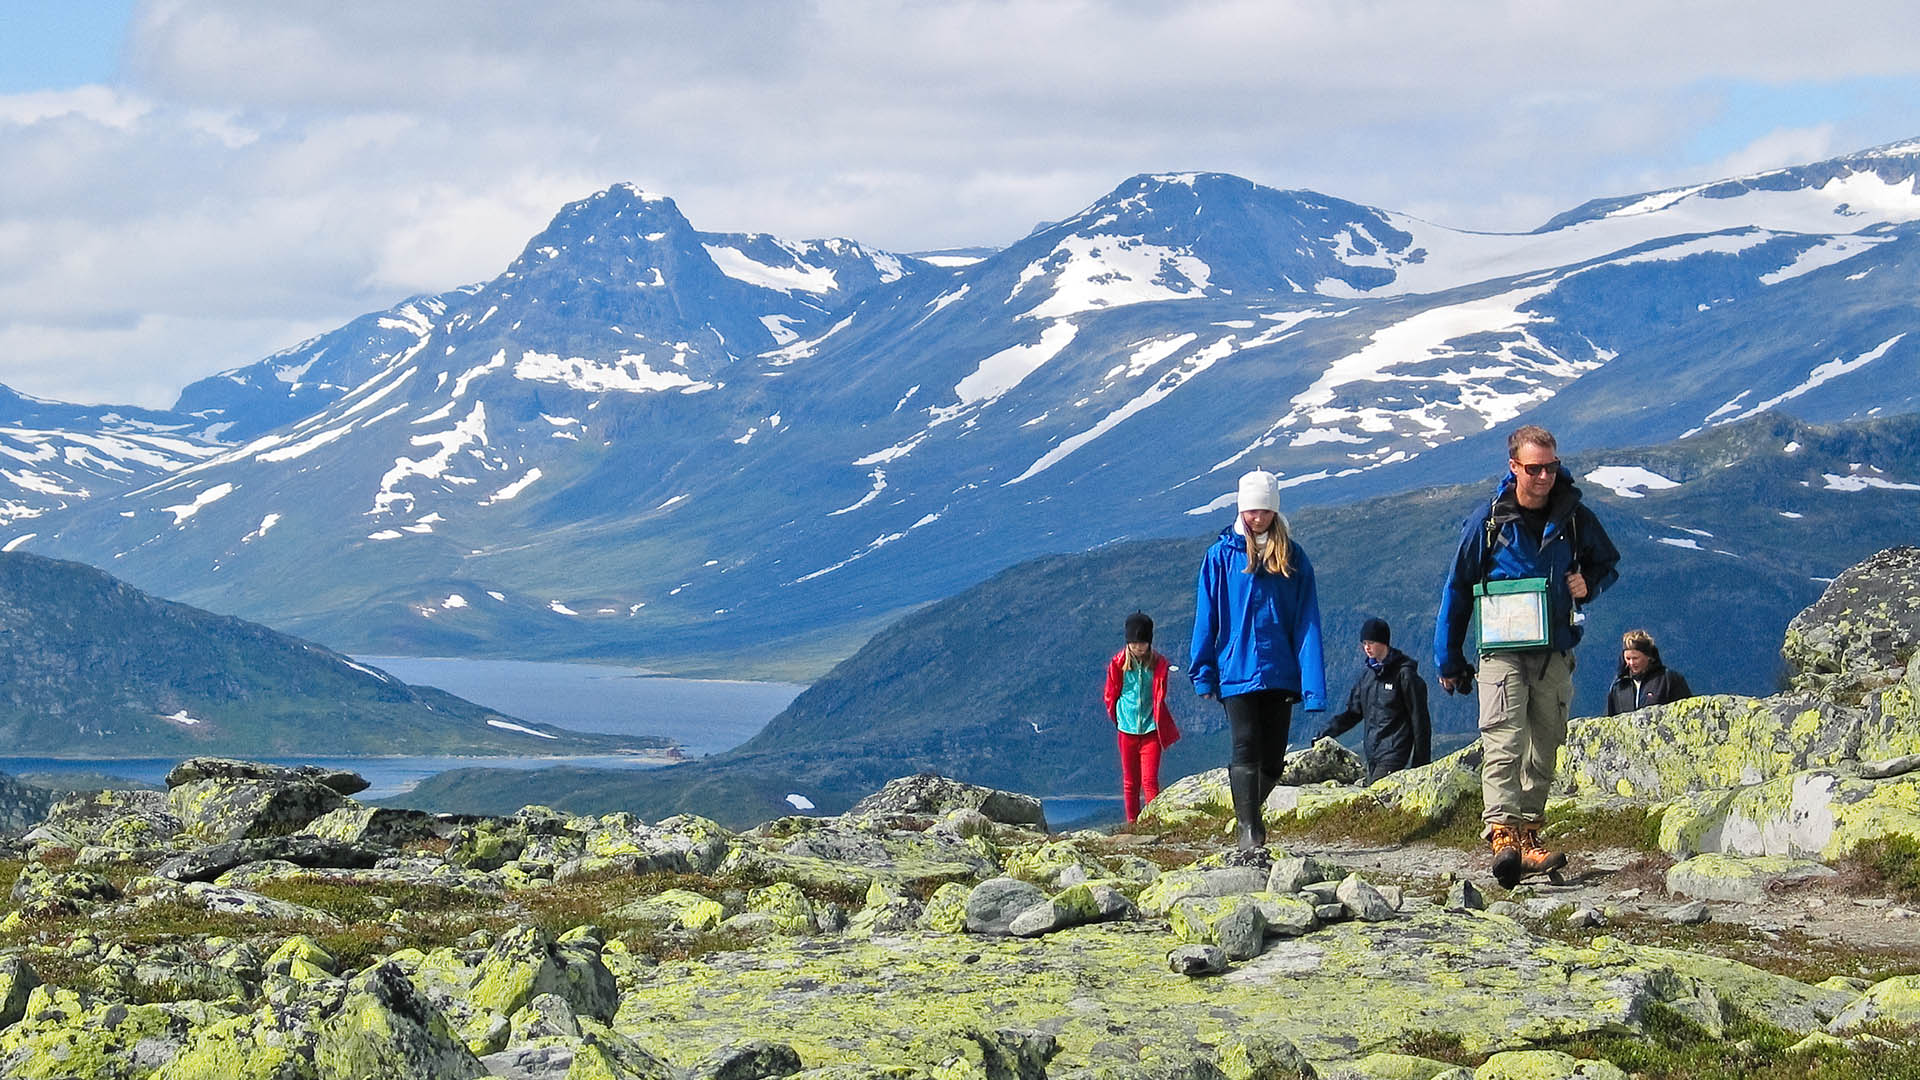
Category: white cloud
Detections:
[{"x1": 0, "y1": 1, "x2": 1918, "y2": 405}]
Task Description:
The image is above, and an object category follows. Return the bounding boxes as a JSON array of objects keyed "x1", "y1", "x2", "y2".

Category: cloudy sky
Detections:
[{"x1": 4, "y1": 1, "x2": 1919, "y2": 408}]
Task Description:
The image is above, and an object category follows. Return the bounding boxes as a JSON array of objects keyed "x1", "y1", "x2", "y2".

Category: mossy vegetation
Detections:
[
  {"x1": 1543, "y1": 802, "x2": 1667, "y2": 853},
  {"x1": 1265, "y1": 791, "x2": 1488, "y2": 851},
  {"x1": 1844, "y1": 835, "x2": 1920, "y2": 905}
]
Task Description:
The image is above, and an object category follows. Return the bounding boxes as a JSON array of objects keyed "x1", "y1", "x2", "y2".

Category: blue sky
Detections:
[
  {"x1": 3, "y1": 1, "x2": 1920, "y2": 408},
  {"x1": 0, "y1": 2, "x2": 135, "y2": 91}
]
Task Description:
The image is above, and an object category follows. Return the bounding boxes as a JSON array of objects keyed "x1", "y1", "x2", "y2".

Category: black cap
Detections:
[
  {"x1": 1125, "y1": 611, "x2": 1154, "y2": 644},
  {"x1": 1360, "y1": 617, "x2": 1391, "y2": 645}
]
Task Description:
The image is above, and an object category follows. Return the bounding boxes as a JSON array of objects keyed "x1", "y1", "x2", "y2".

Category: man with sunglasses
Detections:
[{"x1": 1433, "y1": 424, "x2": 1620, "y2": 888}]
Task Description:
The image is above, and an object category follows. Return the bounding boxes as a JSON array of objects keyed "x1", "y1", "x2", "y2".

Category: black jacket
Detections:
[
  {"x1": 1323, "y1": 647, "x2": 1432, "y2": 782},
  {"x1": 1605, "y1": 647, "x2": 1694, "y2": 716}
]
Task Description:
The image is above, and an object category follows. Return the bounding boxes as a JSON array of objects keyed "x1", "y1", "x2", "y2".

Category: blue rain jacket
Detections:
[
  {"x1": 1189, "y1": 526, "x2": 1327, "y2": 708},
  {"x1": 1433, "y1": 470, "x2": 1620, "y2": 679}
]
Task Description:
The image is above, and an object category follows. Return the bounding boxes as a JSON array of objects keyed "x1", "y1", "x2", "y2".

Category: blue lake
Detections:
[
  {"x1": 0, "y1": 656, "x2": 1121, "y2": 824},
  {"x1": 0, "y1": 658, "x2": 804, "y2": 801}
]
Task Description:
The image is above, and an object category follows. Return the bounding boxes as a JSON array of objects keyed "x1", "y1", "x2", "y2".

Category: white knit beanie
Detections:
[{"x1": 1237, "y1": 469, "x2": 1280, "y2": 514}]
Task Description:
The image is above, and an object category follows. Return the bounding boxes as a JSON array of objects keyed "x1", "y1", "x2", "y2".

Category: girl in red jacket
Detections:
[{"x1": 1105, "y1": 611, "x2": 1182, "y2": 822}]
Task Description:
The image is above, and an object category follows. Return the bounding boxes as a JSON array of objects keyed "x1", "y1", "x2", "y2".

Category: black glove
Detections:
[{"x1": 1448, "y1": 671, "x2": 1475, "y2": 696}]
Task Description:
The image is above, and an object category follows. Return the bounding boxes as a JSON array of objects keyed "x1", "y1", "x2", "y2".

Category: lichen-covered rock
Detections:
[
  {"x1": 850, "y1": 774, "x2": 1048, "y2": 830},
  {"x1": 314, "y1": 961, "x2": 486, "y2": 1079},
  {"x1": 1246, "y1": 893, "x2": 1318, "y2": 937},
  {"x1": 1369, "y1": 742, "x2": 1484, "y2": 821},
  {"x1": 1168, "y1": 944, "x2": 1230, "y2": 976},
  {"x1": 1268, "y1": 856, "x2": 1330, "y2": 895},
  {"x1": 1002, "y1": 841, "x2": 1109, "y2": 889},
  {"x1": 165, "y1": 758, "x2": 371, "y2": 796},
  {"x1": 1137, "y1": 867, "x2": 1266, "y2": 916},
  {"x1": 297, "y1": 805, "x2": 440, "y2": 847},
  {"x1": 1281, "y1": 737, "x2": 1366, "y2": 786},
  {"x1": 169, "y1": 776, "x2": 348, "y2": 844},
  {"x1": 1342, "y1": 1051, "x2": 1458, "y2": 1079},
  {"x1": 1560, "y1": 694, "x2": 1859, "y2": 802},
  {"x1": 0, "y1": 990, "x2": 223, "y2": 1080},
  {"x1": 27, "y1": 788, "x2": 181, "y2": 851},
  {"x1": 265, "y1": 936, "x2": 337, "y2": 982},
  {"x1": 8, "y1": 861, "x2": 118, "y2": 915},
  {"x1": 1656, "y1": 769, "x2": 1920, "y2": 860},
  {"x1": 1171, "y1": 895, "x2": 1268, "y2": 960},
  {"x1": 965, "y1": 878, "x2": 1048, "y2": 935},
  {"x1": 746, "y1": 882, "x2": 819, "y2": 935},
  {"x1": 1336, "y1": 874, "x2": 1397, "y2": 922},
  {"x1": 687, "y1": 1039, "x2": 805, "y2": 1080},
  {"x1": 0, "y1": 957, "x2": 40, "y2": 1028},
  {"x1": 921, "y1": 882, "x2": 971, "y2": 933},
  {"x1": 153, "y1": 833, "x2": 388, "y2": 882},
  {"x1": 1664, "y1": 853, "x2": 1837, "y2": 904},
  {"x1": 1472, "y1": 1049, "x2": 1628, "y2": 1080},
  {"x1": 1827, "y1": 973, "x2": 1920, "y2": 1032},
  {"x1": 445, "y1": 819, "x2": 529, "y2": 871},
  {"x1": 1629, "y1": 944, "x2": 1851, "y2": 1033},
  {"x1": 469, "y1": 924, "x2": 618, "y2": 1022},
  {"x1": 604, "y1": 909, "x2": 1775, "y2": 1069},
  {"x1": 1783, "y1": 546, "x2": 1920, "y2": 698},
  {"x1": 610, "y1": 888, "x2": 726, "y2": 932},
  {"x1": 1214, "y1": 1032, "x2": 1316, "y2": 1080}
]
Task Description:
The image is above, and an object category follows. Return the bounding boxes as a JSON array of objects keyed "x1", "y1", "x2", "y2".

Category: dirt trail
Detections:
[{"x1": 1303, "y1": 838, "x2": 1920, "y2": 963}]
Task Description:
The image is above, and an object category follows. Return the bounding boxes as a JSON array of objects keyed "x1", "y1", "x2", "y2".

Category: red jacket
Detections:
[{"x1": 1104, "y1": 649, "x2": 1181, "y2": 748}]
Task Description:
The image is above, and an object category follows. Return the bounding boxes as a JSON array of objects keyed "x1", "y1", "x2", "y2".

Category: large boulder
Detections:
[
  {"x1": 25, "y1": 788, "x2": 182, "y2": 852},
  {"x1": 153, "y1": 835, "x2": 390, "y2": 882},
  {"x1": 165, "y1": 758, "x2": 371, "y2": 796},
  {"x1": 1783, "y1": 546, "x2": 1920, "y2": 700},
  {"x1": 1656, "y1": 770, "x2": 1920, "y2": 860},
  {"x1": 169, "y1": 776, "x2": 348, "y2": 844},
  {"x1": 850, "y1": 774, "x2": 1048, "y2": 830}
]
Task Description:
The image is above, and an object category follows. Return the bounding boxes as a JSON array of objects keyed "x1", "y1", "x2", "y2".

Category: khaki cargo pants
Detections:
[{"x1": 1477, "y1": 649, "x2": 1574, "y2": 827}]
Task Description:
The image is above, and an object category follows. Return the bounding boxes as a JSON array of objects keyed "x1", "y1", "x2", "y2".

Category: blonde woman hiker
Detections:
[
  {"x1": 1189, "y1": 469, "x2": 1326, "y2": 852},
  {"x1": 1102, "y1": 611, "x2": 1182, "y2": 823}
]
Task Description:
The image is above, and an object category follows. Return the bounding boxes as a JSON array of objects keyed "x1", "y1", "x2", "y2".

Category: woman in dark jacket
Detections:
[{"x1": 1605, "y1": 629, "x2": 1693, "y2": 716}]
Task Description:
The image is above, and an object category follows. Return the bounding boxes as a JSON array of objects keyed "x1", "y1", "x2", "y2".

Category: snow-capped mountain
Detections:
[
  {"x1": 0, "y1": 385, "x2": 225, "y2": 535},
  {"x1": 18, "y1": 142, "x2": 1920, "y2": 668}
]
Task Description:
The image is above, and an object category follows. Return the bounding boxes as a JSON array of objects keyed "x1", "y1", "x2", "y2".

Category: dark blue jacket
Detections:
[
  {"x1": 1433, "y1": 471, "x2": 1620, "y2": 679},
  {"x1": 1190, "y1": 525, "x2": 1326, "y2": 708}
]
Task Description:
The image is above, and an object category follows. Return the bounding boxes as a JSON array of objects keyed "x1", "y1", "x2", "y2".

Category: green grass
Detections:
[
  {"x1": 1844, "y1": 836, "x2": 1920, "y2": 905},
  {"x1": 1267, "y1": 792, "x2": 1488, "y2": 851},
  {"x1": 1543, "y1": 802, "x2": 1667, "y2": 853},
  {"x1": 1528, "y1": 910, "x2": 1920, "y2": 986},
  {"x1": 1399, "y1": 1005, "x2": 1920, "y2": 1078}
]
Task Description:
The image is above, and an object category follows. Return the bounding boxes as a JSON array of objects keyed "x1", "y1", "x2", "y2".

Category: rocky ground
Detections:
[{"x1": 0, "y1": 548, "x2": 1911, "y2": 1079}]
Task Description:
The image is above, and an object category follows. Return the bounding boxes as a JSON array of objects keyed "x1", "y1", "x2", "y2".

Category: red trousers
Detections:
[{"x1": 1117, "y1": 730, "x2": 1163, "y2": 822}]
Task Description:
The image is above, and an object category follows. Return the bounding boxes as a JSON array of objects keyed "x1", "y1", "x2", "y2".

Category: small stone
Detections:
[
  {"x1": 1298, "y1": 880, "x2": 1341, "y2": 903},
  {"x1": 1314, "y1": 902, "x2": 1346, "y2": 922},
  {"x1": 1486, "y1": 901, "x2": 1527, "y2": 919},
  {"x1": 1167, "y1": 945, "x2": 1228, "y2": 976},
  {"x1": 1887, "y1": 907, "x2": 1917, "y2": 920},
  {"x1": 1266, "y1": 856, "x2": 1327, "y2": 894},
  {"x1": 1335, "y1": 873, "x2": 1395, "y2": 921},
  {"x1": 1613, "y1": 888, "x2": 1643, "y2": 901},
  {"x1": 1007, "y1": 901, "x2": 1066, "y2": 938},
  {"x1": 687, "y1": 1039, "x2": 804, "y2": 1080},
  {"x1": 1445, "y1": 879, "x2": 1487, "y2": 912},
  {"x1": 1665, "y1": 900, "x2": 1712, "y2": 924},
  {"x1": 1376, "y1": 884, "x2": 1404, "y2": 911},
  {"x1": 1566, "y1": 905, "x2": 1607, "y2": 928}
]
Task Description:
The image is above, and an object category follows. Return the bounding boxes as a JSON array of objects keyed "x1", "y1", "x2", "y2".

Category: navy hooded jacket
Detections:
[
  {"x1": 1433, "y1": 470, "x2": 1620, "y2": 680},
  {"x1": 1189, "y1": 525, "x2": 1327, "y2": 708}
]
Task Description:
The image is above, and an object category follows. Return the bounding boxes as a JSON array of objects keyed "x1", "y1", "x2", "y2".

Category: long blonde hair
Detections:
[{"x1": 1243, "y1": 514, "x2": 1294, "y2": 576}]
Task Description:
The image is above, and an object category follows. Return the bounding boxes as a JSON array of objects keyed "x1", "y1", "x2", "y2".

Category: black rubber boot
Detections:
[{"x1": 1229, "y1": 763, "x2": 1266, "y2": 851}]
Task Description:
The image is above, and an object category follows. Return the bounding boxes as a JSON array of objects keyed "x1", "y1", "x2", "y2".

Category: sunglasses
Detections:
[{"x1": 1512, "y1": 459, "x2": 1560, "y2": 477}]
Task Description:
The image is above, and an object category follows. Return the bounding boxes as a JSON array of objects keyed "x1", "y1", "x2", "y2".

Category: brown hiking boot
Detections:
[
  {"x1": 1519, "y1": 824, "x2": 1568, "y2": 877},
  {"x1": 1488, "y1": 824, "x2": 1524, "y2": 888}
]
